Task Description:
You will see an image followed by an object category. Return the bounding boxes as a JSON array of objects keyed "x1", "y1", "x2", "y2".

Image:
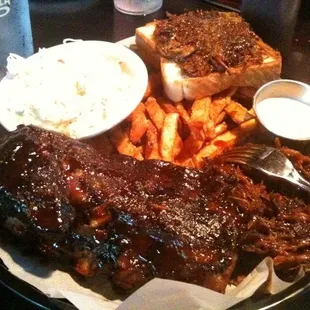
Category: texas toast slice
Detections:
[{"x1": 136, "y1": 11, "x2": 282, "y2": 102}]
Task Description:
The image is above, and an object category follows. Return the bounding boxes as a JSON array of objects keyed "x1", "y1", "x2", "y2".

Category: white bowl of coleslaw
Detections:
[{"x1": 0, "y1": 40, "x2": 148, "y2": 139}]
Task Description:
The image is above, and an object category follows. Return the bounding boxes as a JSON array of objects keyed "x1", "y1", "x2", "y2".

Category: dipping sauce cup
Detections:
[{"x1": 253, "y1": 79, "x2": 310, "y2": 141}]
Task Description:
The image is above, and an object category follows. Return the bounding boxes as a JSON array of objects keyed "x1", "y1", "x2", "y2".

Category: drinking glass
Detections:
[{"x1": 114, "y1": 0, "x2": 163, "y2": 15}]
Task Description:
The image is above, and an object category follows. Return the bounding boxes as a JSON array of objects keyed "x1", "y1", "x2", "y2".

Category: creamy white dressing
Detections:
[
  {"x1": 3, "y1": 50, "x2": 133, "y2": 138},
  {"x1": 255, "y1": 97, "x2": 310, "y2": 140}
]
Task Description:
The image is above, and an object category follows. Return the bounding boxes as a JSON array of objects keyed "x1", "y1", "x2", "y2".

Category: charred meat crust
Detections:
[
  {"x1": 153, "y1": 11, "x2": 264, "y2": 77},
  {"x1": 0, "y1": 125, "x2": 309, "y2": 293}
]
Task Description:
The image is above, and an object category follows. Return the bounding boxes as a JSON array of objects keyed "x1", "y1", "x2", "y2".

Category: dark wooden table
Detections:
[
  {"x1": 0, "y1": 0, "x2": 310, "y2": 309},
  {"x1": 28, "y1": 0, "x2": 310, "y2": 84}
]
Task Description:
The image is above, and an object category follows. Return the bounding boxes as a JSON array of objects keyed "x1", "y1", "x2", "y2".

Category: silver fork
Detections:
[{"x1": 215, "y1": 144, "x2": 310, "y2": 193}]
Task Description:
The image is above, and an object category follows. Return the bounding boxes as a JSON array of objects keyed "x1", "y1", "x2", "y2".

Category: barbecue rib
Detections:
[{"x1": 0, "y1": 126, "x2": 309, "y2": 293}]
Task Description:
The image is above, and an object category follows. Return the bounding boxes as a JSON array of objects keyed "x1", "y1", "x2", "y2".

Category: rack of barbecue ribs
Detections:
[{"x1": 0, "y1": 126, "x2": 309, "y2": 293}]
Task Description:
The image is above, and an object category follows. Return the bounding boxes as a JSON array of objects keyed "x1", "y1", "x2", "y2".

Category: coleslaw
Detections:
[{"x1": 1, "y1": 45, "x2": 135, "y2": 139}]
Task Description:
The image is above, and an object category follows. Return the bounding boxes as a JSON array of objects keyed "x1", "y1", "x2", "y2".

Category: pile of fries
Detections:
[{"x1": 90, "y1": 72, "x2": 258, "y2": 169}]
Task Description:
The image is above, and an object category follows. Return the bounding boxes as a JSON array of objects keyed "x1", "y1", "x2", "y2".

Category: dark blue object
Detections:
[
  {"x1": 241, "y1": 0, "x2": 301, "y2": 57},
  {"x1": 0, "y1": 0, "x2": 33, "y2": 76}
]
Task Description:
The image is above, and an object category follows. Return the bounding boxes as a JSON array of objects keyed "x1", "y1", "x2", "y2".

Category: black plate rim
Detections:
[
  {"x1": 0, "y1": 260, "x2": 75, "y2": 310},
  {"x1": 1, "y1": 3, "x2": 308, "y2": 309},
  {"x1": 1, "y1": 257, "x2": 309, "y2": 310}
]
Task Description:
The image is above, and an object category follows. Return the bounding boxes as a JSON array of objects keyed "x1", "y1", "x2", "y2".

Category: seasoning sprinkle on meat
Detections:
[{"x1": 153, "y1": 11, "x2": 263, "y2": 77}]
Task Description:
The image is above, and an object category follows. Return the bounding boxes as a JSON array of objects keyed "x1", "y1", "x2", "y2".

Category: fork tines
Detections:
[{"x1": 216, "y1": 145, "x2": 269, "y2": 164}]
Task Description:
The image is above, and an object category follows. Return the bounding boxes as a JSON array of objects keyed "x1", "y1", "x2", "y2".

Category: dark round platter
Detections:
[
  {"x1": 0, "y1": 1, "x2": 309, "y2": 309},
  {"x1": 1, "y1": 256, "x2": 309, "y2": 310}
]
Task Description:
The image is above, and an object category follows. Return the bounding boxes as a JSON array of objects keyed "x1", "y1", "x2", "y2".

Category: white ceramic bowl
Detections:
[{"x1": 0, "y1": 40, "x2": 148, "y2": 139}]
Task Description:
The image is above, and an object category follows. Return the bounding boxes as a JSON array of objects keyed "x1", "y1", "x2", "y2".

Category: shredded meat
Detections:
[
  {"x1": 240, "y1": 192, "x2": 310, "y2": 277},
  {"x1": 281, "y1": 147, "x2": 310, "y2": 179},
  {"x1": 153, "y1": 11, "x2": 263, "y2": 77}
]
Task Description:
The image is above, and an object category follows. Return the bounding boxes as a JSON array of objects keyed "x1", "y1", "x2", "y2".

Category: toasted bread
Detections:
[
  {"x1": 135, "y1": 18, "x2": 282, "y2": 102},
  {"x1": 135, "y1": 23, "x2": 161, "y2": 70}
]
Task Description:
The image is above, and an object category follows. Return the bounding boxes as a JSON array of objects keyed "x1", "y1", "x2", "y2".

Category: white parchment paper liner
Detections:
[{"x1": 0, "y1": 238, "x2": 304, "y2": 310}]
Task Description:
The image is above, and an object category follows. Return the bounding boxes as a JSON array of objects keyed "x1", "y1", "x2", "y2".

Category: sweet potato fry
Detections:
[
  {"x1": 175, "y1": 101, "x2": 191, "y2": 124},
  {"x1": 238, "y1": 118, "x2": 258, "y2": 132},
  {"x1": 192, "y1": 155, "x2": 205, "y2": 170},
  {"x1": 214, "y1": 122, "x2": 228, "y2": 137},
  {"x1": 145, "y1": 121, "x2": 161, "y2": 160},
  {"x1": 129, "y1": 102, "x2": 148, "y2": 144},
  {"x1": 248, "y1": 108, "x2": 256, "y2": 117},
  {"x1": 155, "y1": 97, "x2": 187, "y2": 139},
  {"x1": 161, "y1": 103, "x2": 178, "y2": 114},
  {"x1": 209, "y1": 96, "x2": 229, "y2": 123},
  {"x1": 160, "y1": 113, "x2": 180, "y2": 161},
  {"x1": 166, "y1": 101, "x2": 190, "y2": 139},
  {"x1": 225, "y1": 100, "x2": 254, "y2": 124},
  {"x1": 143, "y1": 71, "x2": 162, "y2": 100},
  {"x1": 108, "y1": 126, "x2": 143, "y2": 160},
  {"x1": 157, "y1": 96, "x2": 178, "y2": 113},
  {"x1": 191, "y1": 97, "x2": 215, "y2": 140},
  {"x1": 206, "y1": 122, "x2": 228, "y2": 141},
  {"x1": 112, "y1": 77, "x2": 260, "y2": 170},
  {"x1": 136, "y1": 145, "x2": 144, "y2": 156},
  {"x1": 180, "y1": 127, "x2": 206, "y2": 157},
  {"x1": 190, "y1": 97, "x2": 212, "y2": 128},
  {"x1": 195, "y1": 135, "x2": 233, "y2": 162},
  {"x1": 145, "y1": 97, "x2": 166, "y2": 131},
  {"x1": 214, "y1": 111, "x2": 226, "y2": 125},
  {"x1": 173, "y1": 133, "x2": 183, "y2": 158},
  {"x1": 195, "y1": 119, "x2": 258, "y2": 162},
  {"x1": 175, "y1": 157, "x2": 196, "y2": 168},
  {"x1": 203, "y1": 120, "x2": 215, "y2": 141}
]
